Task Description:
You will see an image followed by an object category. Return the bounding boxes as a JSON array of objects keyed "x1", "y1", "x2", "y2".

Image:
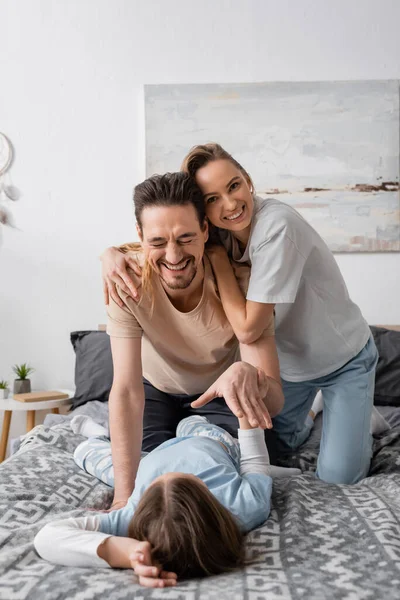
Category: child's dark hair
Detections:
[{"x1": 128, "y1": 475, "x2": 244, "y2": 578}]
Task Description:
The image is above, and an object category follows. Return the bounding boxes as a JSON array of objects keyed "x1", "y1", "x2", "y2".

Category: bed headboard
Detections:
[{"x1": 98, "y1": 324, "x2": 400, "y2": 332}]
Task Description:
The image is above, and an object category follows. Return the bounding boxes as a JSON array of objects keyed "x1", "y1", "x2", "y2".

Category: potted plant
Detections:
[
  {"x1": 0, "y1": 380, "x2": 9, "y2": 400},
  {"x1": 13, "y1": 363, "x2": 34, "y2": 394}
]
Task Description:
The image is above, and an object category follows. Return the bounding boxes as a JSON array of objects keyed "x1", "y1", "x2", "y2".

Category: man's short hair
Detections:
[{"x1": 134, "y1": 172, "x2": 206, "y2": 232}]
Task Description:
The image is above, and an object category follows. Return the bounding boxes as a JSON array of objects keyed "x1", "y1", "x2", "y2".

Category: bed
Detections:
[{"x1": 0, "y1": 327, "x2": 399, "y2": 600}]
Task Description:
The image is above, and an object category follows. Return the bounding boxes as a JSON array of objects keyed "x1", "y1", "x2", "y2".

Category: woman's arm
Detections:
[
  {"x1": 208, "y1": 247, "x2": 274, "y2": 345},
  {"x1": 101, "y1": 245, "x2": 142, "y2": 306}
]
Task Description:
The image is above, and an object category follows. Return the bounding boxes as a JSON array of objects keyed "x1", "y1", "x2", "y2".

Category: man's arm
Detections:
[
  {"x1": 191, "y1": 332, "x2": 284, "y2": 427},
  {"x1": 108, "y1": 336, "x2": 144, "y2": 509}
]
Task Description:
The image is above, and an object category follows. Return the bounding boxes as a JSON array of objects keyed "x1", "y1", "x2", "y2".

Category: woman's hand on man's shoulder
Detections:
[{"x1": 100, "y1": 246, "x2": 142, "y2": 306}]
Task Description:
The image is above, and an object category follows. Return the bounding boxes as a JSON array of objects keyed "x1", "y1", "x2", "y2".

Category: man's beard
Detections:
[{"x1": 158, "y1": 260, "x2": 197, "y2": 290}]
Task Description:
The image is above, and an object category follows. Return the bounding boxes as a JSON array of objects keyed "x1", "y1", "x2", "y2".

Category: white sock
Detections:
[
  {"x1": 70, "y1": 415, "x2": 109, "y2": 438},
  {"x1": 266, "y1": 465, "x2": 302, "y2": 478},
  {"x1": 310, "y1": 391, "x2": 390, "y2": 436},
  {"x1": 370, "y1": 406, "x2": 390, "y2": 435},
  {"x1": 310, "y1": 390, "x2": 323, "y2": 418},
  {"x1": 238, "y1": 428, "x2": 301, "y2": 479}
]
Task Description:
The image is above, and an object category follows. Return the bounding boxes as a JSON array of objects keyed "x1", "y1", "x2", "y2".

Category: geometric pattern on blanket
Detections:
[{"x1": 1, "y1": 421, "x2": 400, "y2": 600}]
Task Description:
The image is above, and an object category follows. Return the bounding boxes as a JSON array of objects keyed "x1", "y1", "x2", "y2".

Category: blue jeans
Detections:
[
  {"x1": 272, "y1": 336, "x2": 378, "y2": 484},
  {"x1": 73, "y1": 416, "x2": 240, "y2": 487}
]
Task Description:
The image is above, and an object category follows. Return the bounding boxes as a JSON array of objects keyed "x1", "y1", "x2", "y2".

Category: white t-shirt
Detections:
[{"x1": 221, "y1": 196, "x2": 370, "y2": 382}]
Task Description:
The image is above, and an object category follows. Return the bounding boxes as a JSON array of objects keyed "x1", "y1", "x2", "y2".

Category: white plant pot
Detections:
[{"x1": 0, "y1": 388, "x2": 9, "y2": 400}]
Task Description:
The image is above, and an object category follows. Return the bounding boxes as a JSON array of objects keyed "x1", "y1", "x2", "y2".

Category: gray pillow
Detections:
[
  {"x1": 370, "y1": 326, "x2": 400, "y2": 407},
  {"x1": 70, "y1": 331, "x2": 113, "y2": 409}
]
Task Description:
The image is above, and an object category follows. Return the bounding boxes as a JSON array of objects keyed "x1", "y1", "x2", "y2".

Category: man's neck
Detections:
[{"x1": 161, "y1": 260, "x2": 205, "y2": 313}]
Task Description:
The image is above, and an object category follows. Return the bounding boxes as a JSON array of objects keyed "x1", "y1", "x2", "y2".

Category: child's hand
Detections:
[{"x1": 130, "y1": 541, "x2": 177, "y2": 588}]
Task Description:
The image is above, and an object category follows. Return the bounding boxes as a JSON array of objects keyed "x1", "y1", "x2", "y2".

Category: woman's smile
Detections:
[{"x1": 223, "y1": 205, "x2": 246, "y2": 223}]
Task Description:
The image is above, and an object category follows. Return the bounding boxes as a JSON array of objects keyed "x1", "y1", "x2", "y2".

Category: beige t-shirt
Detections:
[{"x1": 107, "y1": 253, "x2": 274, "y2": 395}]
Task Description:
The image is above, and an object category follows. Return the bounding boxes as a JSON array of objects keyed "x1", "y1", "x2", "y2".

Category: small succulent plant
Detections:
[
  {"x1": 0, "y1": 380, "x2": 9, "y2": 389},
  {"x1": 12, "y1": 363, "x2": 34, "y2": 380}
]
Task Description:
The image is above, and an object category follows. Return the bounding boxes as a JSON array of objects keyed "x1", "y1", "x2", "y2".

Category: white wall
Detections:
[{"x1": 1, "y1": 0, "x2": 400, "y2": 447}]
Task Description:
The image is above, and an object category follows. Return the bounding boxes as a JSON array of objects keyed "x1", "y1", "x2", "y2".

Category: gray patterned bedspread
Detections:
[{"x1": 1, "y1": 403, "x2": 400, "y2": 600}]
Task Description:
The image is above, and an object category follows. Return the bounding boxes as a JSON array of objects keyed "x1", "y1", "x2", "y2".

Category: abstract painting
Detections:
[{"x1": 145, "y1": 81, "x2": 400, "y2": 252}]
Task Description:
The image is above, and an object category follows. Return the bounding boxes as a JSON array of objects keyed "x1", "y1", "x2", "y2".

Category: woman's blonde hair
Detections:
[
  {"x1": 118, "y1": 242, "x2": 155, "y2": 304},
  {"x1": 181, "y1": 142, "x2": 254, "y2": 191},
  {"x1": 128, "y1": 475, "x2": 244, "y2": 579}
]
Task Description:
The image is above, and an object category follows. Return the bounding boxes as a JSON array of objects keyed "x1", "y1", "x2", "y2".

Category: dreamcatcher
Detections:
[{"x1": 0, "y1": 133, "x2": 20, "y2": 229}]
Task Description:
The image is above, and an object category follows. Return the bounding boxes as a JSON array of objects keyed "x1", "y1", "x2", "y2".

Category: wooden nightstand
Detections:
[{"x1": 0, "y1": 389, "x2": 74, "y2": 462}]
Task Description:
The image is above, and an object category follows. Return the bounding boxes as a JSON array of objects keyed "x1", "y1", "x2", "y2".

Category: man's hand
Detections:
[
  {"x1": 191, "y1": 362, "x2": 272, "y2": 429},
  {"x1": 101, "y1": 246, "x2": 142, "y2": 306},
  {"x1": 106, "y1": 498, "x2": 128, "y2": 513},
  {"x1": 130, "y1": 541, "x2": 178, "y2": 588}
]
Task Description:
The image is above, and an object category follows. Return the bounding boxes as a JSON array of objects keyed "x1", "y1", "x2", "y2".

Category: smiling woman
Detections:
[
  {"x1": 183, "y1": 145, "x2": 255, "y2": 247},
  {"x1": 179, "y1": 142, "x2": 380, "y2": 486}
]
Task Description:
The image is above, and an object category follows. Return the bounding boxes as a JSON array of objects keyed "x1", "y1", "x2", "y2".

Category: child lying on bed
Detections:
[{"x1": 34, "y1": 415, "x2": 300, "y2": 588}]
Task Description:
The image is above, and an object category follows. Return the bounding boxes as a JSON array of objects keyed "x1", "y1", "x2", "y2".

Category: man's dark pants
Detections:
[{"x1": 142, "y1": 379, "x2": 278, "y2": 464}]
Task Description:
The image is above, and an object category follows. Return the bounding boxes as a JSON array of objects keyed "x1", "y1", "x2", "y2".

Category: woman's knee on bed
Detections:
[{"x1": 314, "y1": 337, "x2": 378, "y2": 483}]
